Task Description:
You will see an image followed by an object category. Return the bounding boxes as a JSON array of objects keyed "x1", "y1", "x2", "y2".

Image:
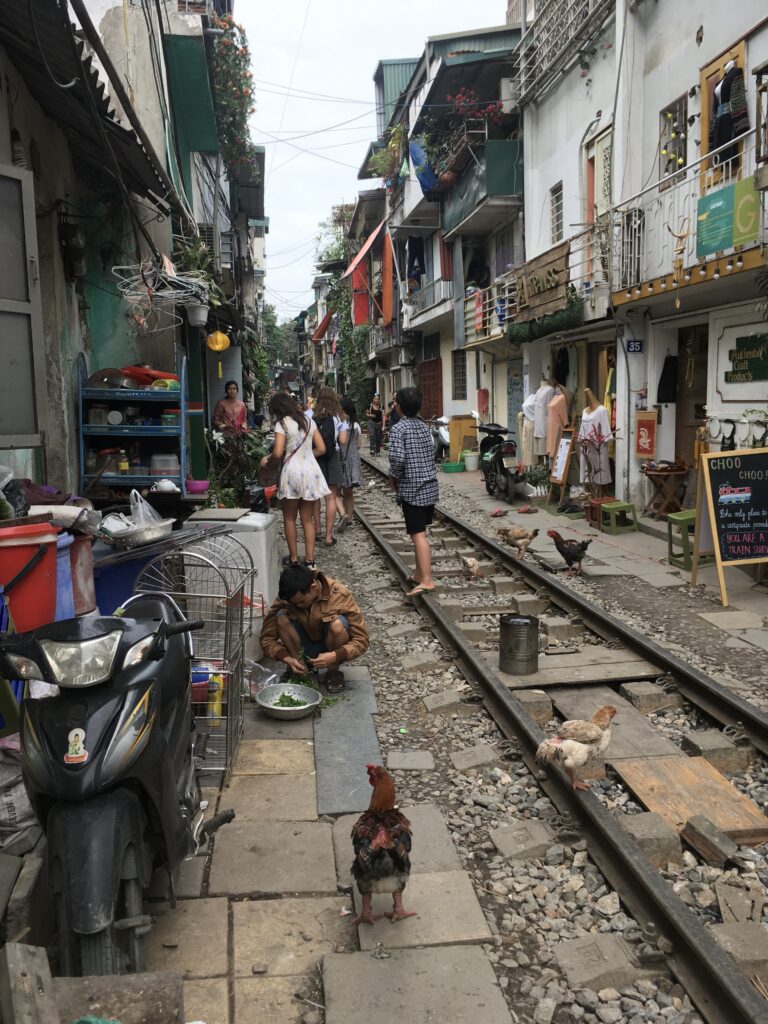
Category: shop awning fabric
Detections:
[
  {"x1": 340, "y1": 220, "x2": 386, "y2": 280},
  {"x1": 312, "y1": 310, "x2": 334, "y2": 343}
]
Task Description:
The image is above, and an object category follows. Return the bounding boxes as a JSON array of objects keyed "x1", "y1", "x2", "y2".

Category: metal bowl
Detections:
[
  {"x1": 256, "y1": 682, "x2": 321, "y2": 720},
  {"x1": 105, "y1": 519, "x2": 175, "y2": 550}
]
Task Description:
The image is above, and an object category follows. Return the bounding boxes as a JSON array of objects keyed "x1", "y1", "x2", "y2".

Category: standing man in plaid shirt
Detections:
[{"x1": 388, "y1": 387, "x2": 438, "y2": 597}]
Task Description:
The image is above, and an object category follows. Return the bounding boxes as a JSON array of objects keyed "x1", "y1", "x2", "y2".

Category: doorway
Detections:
[{"x1": 675, "y1": 325, "x2": 708, "y2": 466}]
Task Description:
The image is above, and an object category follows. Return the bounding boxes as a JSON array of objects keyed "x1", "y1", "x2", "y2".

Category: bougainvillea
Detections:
[{"x1": 210, "y1": 15, "x2": 258, "y2": 176}]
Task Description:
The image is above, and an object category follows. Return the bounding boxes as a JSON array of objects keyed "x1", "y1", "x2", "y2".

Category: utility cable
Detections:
[
  {"x1": 27, "y1": 0, "x2": 77, "y2": 88},
  {"x1": 265, "y1": 0, "x2": 313, "y2": 184},
  {"x1": 259, "y1": 126, "x2": 360, "y2": 170}
]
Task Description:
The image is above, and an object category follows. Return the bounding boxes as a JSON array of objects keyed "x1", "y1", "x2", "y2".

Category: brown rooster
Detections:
[
  {"x1": 547, "y1": 529, "x2": 592, "y2": 576},
  {"x1": 497, "y1": 525, "x2": 539, "y2": 559},
  {"x1": 536, "y1": 705, "x2": 617, "y2": 790},
  {"x1": 350, "y1": 765, "x2": 415, "y2": 925}
]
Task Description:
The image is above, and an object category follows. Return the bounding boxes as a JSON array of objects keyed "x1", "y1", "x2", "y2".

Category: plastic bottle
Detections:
[
  {"x1": 207, "y1": 673, "x2": 224, "y2": 726},
  {"x1": 117, "y1": 449, "x2": 129, "y2": 475}
]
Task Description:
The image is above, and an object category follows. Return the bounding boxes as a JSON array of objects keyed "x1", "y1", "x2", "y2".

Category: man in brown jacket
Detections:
[{"x1": 260, "y1": 565, "x2": 369, "y2": 692}]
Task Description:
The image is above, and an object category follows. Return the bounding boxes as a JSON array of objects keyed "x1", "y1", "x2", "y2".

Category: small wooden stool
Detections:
[
  {"x1": 600, "y1": 500, "x2": 638, "y2": 534},
  {"x1": 667, "y1": 509, "x2": 714, "y2": 571}
]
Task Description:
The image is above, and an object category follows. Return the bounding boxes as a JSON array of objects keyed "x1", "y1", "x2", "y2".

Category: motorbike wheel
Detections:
[
  {"x1": 484, "y1": 467, "x2": 498, "y2": 495},
  {"x1": 79, "y1": 874, "x2": 144, "y2": 976}
]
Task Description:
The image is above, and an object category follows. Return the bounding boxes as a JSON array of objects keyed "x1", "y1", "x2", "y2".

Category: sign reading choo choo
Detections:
[{"x1": 515, "y1": 241, "x2": 569, "y2": 323}]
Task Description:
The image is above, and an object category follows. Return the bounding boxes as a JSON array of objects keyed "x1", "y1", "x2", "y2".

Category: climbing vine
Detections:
[{"x1": 210, "y1": 15, "x2": 258, "y2": 176}]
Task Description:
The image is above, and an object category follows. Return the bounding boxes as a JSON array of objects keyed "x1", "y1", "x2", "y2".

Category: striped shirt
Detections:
[{"x1": 388, "y1": 417, "x2": 439, "y2": 506}]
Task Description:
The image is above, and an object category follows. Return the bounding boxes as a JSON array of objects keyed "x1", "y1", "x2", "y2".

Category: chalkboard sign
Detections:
[
  {"x1": 550, "y1": 427, "x2": 575, "y2": 486},
  {"x1": 692, "y1": 447, "x2": 768, "y2": 606}
]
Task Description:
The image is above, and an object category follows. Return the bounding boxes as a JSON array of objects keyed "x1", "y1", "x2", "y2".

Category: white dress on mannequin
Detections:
[
  {"x1": 533, "y1": 382, "x2": 554, "y2": 456},
  {"x1": 520, "y1": 392, "x2": 536, "y2": 467},
  {"x1": 578, "y1": 405, "x2": 612, "y2": 486}
]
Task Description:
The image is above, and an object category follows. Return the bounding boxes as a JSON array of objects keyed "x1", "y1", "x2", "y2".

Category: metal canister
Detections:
[{"x1": 499, "y1": 613, "x2": 539, "y2": 675}]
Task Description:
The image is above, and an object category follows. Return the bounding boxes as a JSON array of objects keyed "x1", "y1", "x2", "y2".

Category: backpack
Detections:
[{"x1": 315, "y1": 415, "x2": 336, "y2": 457}]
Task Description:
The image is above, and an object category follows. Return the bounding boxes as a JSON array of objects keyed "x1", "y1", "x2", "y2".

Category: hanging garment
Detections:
[
  {"x1": 656, "y1": 356, "x2": 678, "y2": 404},
  {"x1": 519, "y1": 404, "x2": 536, "y2": 468},
  {"x1": 406, "y1": 236, "x2": 425, "y2": 280},
  {"x1": 603, "y1": 366, "x2": 617, "y2": 459},
  {"x1": 578, "y1": 405, "x2": 613, "y2": 486},
  {"x1": 533, "y1": 383, "x2": 554, "y2": 456},
  {"x1": 553, "y1": 347, "x2": 570, "y2": 387},
  {"x1": 546, "y1": 391, "x2": 569, "y2": 457},
  {"x1": 709, "y1": 67, "x2": 749, "y2": 167}
]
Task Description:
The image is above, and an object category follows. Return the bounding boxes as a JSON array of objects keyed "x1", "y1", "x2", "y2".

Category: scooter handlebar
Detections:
[{"x1": 165, "y1": 619, "x2": 205, "y2": 637}]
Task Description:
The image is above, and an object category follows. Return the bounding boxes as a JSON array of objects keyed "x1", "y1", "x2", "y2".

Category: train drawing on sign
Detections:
[{"x1": 718, "y1": 483, "x2": 752, "y2": 505}]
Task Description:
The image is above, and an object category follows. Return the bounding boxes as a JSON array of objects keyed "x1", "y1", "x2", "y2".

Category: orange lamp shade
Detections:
[{"x1": 206, "y1": 330, "x2": 230, "y2": 353}]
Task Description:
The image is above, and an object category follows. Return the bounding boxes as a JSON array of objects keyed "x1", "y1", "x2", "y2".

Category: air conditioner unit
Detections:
[{"x1": 500, "y1": 77, "x2": 519, "y2": 113}]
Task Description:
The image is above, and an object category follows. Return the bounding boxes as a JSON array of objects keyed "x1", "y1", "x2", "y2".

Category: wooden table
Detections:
[{"x1": 642, "y1": 467, "x2": 689, "y2": 519}]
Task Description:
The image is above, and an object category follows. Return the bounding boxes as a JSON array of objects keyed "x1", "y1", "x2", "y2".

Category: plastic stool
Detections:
[
  {"x1": 600, "y1": 500, "x2": 638, "y2": 534},
  {"x1": 667, "y1": 509, "x2": 714, "y2": 571}
]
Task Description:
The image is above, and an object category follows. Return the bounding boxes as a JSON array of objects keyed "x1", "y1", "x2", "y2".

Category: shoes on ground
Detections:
[{"x1": 303, "y1": 560, "x2": 317, "y2": 572}]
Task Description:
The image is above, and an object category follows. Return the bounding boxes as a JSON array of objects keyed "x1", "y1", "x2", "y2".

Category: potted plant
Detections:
[{"x1": 173, "y1": 235, "x2": 226, "y2": 328}]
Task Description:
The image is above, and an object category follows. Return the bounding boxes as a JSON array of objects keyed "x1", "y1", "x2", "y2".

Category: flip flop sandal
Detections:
[
  {"x1": 323, "y1": 538, "x2": 337, "y2": 547},
  {"x1": 490, "y1": 508, "x2": 508, "y2": 518},
  {"x1": 405, "y1": 584, "x2": 436, "y2": 598},
  {"x1": 325, "y1": 674, "x2": 346, "y2": 693}
]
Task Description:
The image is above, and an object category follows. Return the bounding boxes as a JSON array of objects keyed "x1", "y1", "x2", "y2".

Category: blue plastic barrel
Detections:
[{"x1": 55, "y1": 534, "x2": 76, "y2": 621}]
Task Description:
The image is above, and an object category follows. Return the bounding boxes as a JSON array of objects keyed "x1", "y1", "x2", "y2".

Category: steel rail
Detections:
[
  {"x1": 355, "y1": 503, "x2": 768, "y2": 1024},
  {"x1": 362, "y1": 457, "x2": 768, "y2": 756}
]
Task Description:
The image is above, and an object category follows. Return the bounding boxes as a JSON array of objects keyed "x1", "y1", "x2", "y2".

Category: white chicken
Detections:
[
  {"x1": 460, "y1": 555, "x2": 484, "y2": 578},
  {"x1": 535, "y1": 705, "x2": 617, "y2": 790}
]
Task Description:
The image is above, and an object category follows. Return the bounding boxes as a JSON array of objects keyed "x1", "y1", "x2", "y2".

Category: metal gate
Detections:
[{"x1": 418, "y1": 357, "x2": 442, "y2": 419}]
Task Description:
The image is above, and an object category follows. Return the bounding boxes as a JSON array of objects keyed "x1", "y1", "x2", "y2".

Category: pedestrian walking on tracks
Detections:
[
  {"x1": 261, "y1": 565, "x2": 369, "y2": 692},
  {"x1": 388, "y1": 387, "x2": 438, "y2": 598},
  {"x1": 261, "y1": 393, "x2": 329, "y2": 571},
  {"x1": 338, "y1": 396, "x2": 363, "y2": 533}
]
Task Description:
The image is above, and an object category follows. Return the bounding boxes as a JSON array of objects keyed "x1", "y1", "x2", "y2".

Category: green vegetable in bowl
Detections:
[{"x1": 273, "y1": 692, "x2": 308, "y2": 708}]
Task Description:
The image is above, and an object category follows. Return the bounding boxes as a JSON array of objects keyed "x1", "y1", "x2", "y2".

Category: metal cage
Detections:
[{"x1": 133, "y1": 532, "x2": 255, "y2": 774}]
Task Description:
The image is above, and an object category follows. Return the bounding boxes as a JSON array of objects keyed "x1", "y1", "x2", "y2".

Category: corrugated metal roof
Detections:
[
  {"x1": 0, "y1": 0, "x2": 166, "y2": 201},
  {"x1": 382, "y1": 60, "x2": 418, "y2": 115},
  {"x1": 431, "y1": 29, "x2": 521, "y2": 59}
]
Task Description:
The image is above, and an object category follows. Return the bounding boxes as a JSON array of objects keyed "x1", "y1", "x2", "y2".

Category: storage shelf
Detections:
[
  {"x1": 82, "y1": 387, "x2": 181, "y2": 403},
  {"x1": 83, "y1": 474, "x2": 182, "y2": 486},
  {"x1": 83, "y1": 425, "x2": 182, "y2": 437}
]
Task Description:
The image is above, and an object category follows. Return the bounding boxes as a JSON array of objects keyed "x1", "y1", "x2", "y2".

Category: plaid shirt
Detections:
[{"x1": 388, "y1": 416, "x2": 439, "y2": 506}]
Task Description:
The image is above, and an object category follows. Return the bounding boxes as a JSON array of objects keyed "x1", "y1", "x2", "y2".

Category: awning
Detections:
[
  {"x1": 0, "y1": 1, "x2": 167, "y2": 201},
  {"x1": 312, "y1": 310, "x2": 334, "y2": 343},
  {"x1": 341, "y1": 220, "x2": 386, "y2": 280}
]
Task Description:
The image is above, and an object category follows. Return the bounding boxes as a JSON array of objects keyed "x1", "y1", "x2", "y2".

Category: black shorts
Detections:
[{"x1": 401, "y1": 501, "x2": 435, "y2": 535}]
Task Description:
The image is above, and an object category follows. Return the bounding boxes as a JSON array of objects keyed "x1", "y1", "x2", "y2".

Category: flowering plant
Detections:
[
  {"x1": 210, "y1": 15, "x2": 258, "y2": 176},
  {"x1": 204, "y1": 426, "x2": 265, "y2": 507},
  {"x1": 446, "y1": 87, "x2": 505, "y2": 125}
]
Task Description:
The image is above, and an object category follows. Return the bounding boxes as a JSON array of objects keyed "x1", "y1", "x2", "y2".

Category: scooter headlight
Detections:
[
  {"x1": 40, "y1": 631, "x2": 122, "y2": 688},
  {"x1": 4, "y1": 653, "x2": 44, "y2": 679},
  {"x1": 123, "y1": 635, "x2": 155, "y2": 669}
]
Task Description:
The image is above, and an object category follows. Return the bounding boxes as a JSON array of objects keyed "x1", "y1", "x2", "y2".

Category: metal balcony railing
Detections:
[
  {"x1": 464, "y1": 272, "x2": 518, "y2": 345},
  {"x1": 368, "y1": 324, "x2": 395, "y2": 359},
  {"x1": 568, "y1": 222, "x2": 610, "y2": 314},
  {"x1": 611, "y1": 129, "x2": 765, "y2": 294},
  {"x1": 409, "y1": 278, "x2": 454, "y2": 317},
  {"x1": 516, "y1": 0, "x2": 614, "y2": 105},
  {"x1": 177, "y1": 0, "x2": 212, "y2": 13}
]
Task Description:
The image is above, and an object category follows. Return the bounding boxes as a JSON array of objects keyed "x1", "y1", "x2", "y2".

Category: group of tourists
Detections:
[{"x1": 259, "y1": 385, "x2": 439, "y2": 692}]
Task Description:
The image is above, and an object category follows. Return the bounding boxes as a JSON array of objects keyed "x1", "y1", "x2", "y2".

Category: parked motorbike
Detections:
[
  {"x1": 430, "y1": 416, "x2": 450, "y2": 462},
  {"x1": 0, "y1": 594, "x2": 233, "y2": 976},
  {"x1": 478, "y1": 422, "x2": 522, "y2": 500}
]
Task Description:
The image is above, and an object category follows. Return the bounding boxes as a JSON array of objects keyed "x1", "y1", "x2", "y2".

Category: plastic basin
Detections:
[{"x1": 442, "y1": 462, "x2": 465, "y2": 473}]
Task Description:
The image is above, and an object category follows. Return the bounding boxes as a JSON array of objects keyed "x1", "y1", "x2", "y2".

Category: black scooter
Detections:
[
  {"x1": 0, "y1": 593, "x2": 232, "y2": 976},
  {"x1": 479, "y1": 423, "x2": 522, "y2": 501}
]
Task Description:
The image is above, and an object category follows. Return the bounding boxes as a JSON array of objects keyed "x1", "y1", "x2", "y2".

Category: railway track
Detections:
[{"x1": 354, "y1": 458, "x2": 768, "y2": 1024}]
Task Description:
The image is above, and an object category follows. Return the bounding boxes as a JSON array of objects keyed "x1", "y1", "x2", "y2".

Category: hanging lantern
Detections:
[{"x1": 206, "y1": 330, "x2": 230, "y2": 379}]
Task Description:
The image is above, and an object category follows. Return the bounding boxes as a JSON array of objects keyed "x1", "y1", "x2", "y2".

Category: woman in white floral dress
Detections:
[{"x1": 261, "y1": 394, "x2": 329, "y2": 570}]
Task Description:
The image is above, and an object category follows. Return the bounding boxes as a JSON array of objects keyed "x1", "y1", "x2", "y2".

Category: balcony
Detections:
[
  {"x1": 368, "y1": 324, "x2": 396, "y2": 360},
  {"x1": 464, "y1": 272, "x2": 517, "y2": 348},
  {"x1": 611, "y1": 129, "x2": 767, "y2": 305},
  {"x1": 403, "y1": 279, "x2": 454, "y2": 330},
  {"x1": 568, "y1": 223, "x2": 610, "y2": 321},
  {"x1": 442, "y1": 140, "x2": 524, "y2": 239},
  {"x1": 516, "y1": 0, "x2": 614, "y2": 105}
]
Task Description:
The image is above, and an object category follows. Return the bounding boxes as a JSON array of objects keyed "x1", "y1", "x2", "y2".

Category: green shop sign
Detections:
[
  {"x1": 696, "y1": 176, "x2": 759, "y2": 258},
  {"x1": 724, "y1": 333, "x2": 768, "y2": 384}
]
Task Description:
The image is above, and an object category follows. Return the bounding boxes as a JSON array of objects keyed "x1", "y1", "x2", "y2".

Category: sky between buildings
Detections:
[{"x1": 241, "y1": 0, "x2": 506, "y2": 321}]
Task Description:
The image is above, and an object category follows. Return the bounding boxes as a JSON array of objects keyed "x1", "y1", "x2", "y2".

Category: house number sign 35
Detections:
[{"x1": 627, "y1": 340, "x2": 643, "y2": 353}]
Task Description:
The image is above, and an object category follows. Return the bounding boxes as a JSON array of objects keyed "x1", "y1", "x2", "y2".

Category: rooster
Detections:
[
  {"x1": 350, "y1": 765, "x2": 415, "y2": 925},
  {"x1": 497, "y1": 525, "x2": 539, "y2": 559},
  {"x1": 547, "y1": 530, "x2": 592, "y2": 576},
  {"x1": 460, "y1": 555, "x2": 484, "y2": 578},
  {"x1": 536, "y1": 705, "x2": 617, "y2": 790}
]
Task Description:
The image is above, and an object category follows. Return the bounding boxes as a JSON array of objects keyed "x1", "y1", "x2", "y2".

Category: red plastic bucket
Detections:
[{"x1": 0, "y1": 522, "x2": 60, "y2": 631}]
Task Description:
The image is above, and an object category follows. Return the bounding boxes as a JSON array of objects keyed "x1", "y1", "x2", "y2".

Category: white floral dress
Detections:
[{"x1": 276, "y1": 418, "x2": 331, "y2": 501}]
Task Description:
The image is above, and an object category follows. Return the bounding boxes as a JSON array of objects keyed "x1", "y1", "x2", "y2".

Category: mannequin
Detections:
[
  {"x1": 519, "y1": 391, "x2": 536, "y2": 468},
  {"x1": 578, "y1": 387, "x2": 612, "y2": 487},
  {"x1": 546, "y1": 384, "x2": 570, "y2": 457},
  {"x1": 533, "y1": 376, "x2": 555, "y2": 456},
  {"x1": 709, "y1": 58, "x2": 749, "y2": 168}
]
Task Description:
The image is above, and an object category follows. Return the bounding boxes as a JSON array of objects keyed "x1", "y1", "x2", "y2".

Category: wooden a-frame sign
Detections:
[
  {"x1": 547, "y1": 426, "x2": 576, "y2": 506},
  {"x1": 691, "y1": 447, "x2": 768, "y2": 607}
]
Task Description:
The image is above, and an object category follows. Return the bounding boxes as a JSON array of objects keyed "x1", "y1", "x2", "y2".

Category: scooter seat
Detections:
[{"x1": 478, "y1": 423, "x2": 511, "y2": 434}]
